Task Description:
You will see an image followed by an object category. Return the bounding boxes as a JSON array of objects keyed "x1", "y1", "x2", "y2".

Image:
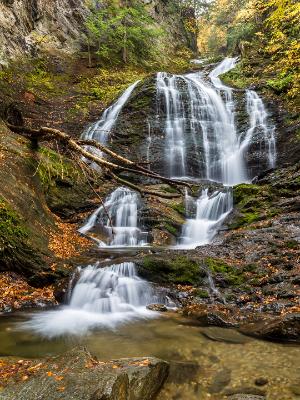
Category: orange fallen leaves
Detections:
[
  {"x1": 0, "y1": 359, "x2": 45, "y2": 387},
  {"x1": 49, "y1": 221, "x2": 91, "y2": 259},
  {"x1": 0, "y1": 272, "x2": 56, "y2": 311}
]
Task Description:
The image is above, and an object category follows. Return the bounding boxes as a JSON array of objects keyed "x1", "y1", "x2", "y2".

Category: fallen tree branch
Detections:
[{"x1": 7, "y1": 123, "x2": 191, "y2": 197}]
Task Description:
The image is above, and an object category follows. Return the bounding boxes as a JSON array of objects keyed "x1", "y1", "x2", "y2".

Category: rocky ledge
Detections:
[{"x1": 0, "y1": 348, "x2": 169, "y2": 400}]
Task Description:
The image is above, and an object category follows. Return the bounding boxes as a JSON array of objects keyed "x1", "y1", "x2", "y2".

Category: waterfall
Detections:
[
  {"x1": 179, "y1": 189, "x2": 233, "y2": 248},
  {"x1": 79, "y1": 58, "x2": 276, "y2": 250},
  {"x1": 156, "y1": 60, "x2": 247, "y2": 185},
  {"x1": 83, "y1": 80, "x2": 140, "y2": 143},
  {"x1": 245, "y1": 90, "x2": 276, "y2": 168},
  {"x1": 79, "y1": 80, "x2": 147, "y2": 247},
  {"x1": 23, "y1": 262, "x2": 169, "y2": 337},
  {"x1": 79, "y1": 187, "x2": 148, "y2": 247},
  {"x1": 157, "y1": 72, "x2": 187, "y2": 178},
  {"x1": 161, "y1": 57, "x2": 275, "y2": 249}
]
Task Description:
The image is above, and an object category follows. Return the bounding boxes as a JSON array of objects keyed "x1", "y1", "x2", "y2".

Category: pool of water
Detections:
[{"x1": 0, "y1": 311, "x2": 299, "y2": 399}]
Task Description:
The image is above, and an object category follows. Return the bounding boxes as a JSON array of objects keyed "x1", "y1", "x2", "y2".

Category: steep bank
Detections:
[{"x1": 0, "y1": 0, "x2": 196, "y2": 64}]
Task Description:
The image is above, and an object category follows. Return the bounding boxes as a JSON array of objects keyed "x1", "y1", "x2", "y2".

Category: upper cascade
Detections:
[
  {"x1": 83, "y1": 80, "x2": 140, "y2": 144},
  {"x1": 79, "y1": 58, "x2": 276, "y2": 249}
]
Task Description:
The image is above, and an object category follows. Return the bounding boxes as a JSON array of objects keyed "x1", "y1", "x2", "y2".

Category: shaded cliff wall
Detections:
[{"x1": 0, "y1": 0, "x2": 196, "y2": 64}]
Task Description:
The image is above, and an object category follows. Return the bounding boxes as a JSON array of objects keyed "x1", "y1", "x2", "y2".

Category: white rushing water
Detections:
[
  {"x1": 24, "y1": 262, "x2": 169, "y2": 337},
  {"x1": 80, "y1": 58, "x2": 276, "y2": 249},
  {"x1": 157, "y1": 58, "x2": 248, "y2": 185},
  {"x1": 179, "y1": 189, "x2": 233, "y2": 248},
  {"x1": 245, "y1": 90, "x2": 276, "y2": 168},
  {"x1": 79, "y1": 187, "x2": 148, "y2": 247},
  {"x1": 83, "y1": 80, "x2": 140, "y2": 143},
  {"x1": 157, "y1": 57, "x2": 276, "y2": 248}
]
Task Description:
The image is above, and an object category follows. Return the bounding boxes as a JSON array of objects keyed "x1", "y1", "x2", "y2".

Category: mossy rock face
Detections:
[
  {"x1": 0, "y1": 198, "x2": 44, "y2": 276},
  {"x1": 137, "y1": 255, "x2": 204, "y2": 286},
  {"x1": 205, "y1": 258, "x2": 246, "y2": 287},
  {"x1": 35, "y1": 147, "x2": 97, "y2": 218},
  {"x1": 229, "y1": 183, "x2": 277, "y2": 229}
]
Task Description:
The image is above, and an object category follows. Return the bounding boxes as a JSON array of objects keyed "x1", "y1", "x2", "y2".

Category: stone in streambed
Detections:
[
  {"x1": 147, "y1": 304, "x2": 168, "y2": 312},
  {"x1": 239, "y1": 313, "x2": 300, "y2": 343},
  {"x1": 200, "y1": 327, "x2": 251, "y2": 344},
  {"x1": 168, "y1": 360, "x2": 202, "y2": 384},
  {"x1": 0, "y1": 348, "x2": 169, "y2": 400},
  {"x1": 208, "y1": 367, "x2": 231, "y2": 393}
]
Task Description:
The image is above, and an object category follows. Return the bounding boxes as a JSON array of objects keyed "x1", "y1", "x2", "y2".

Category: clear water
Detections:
[{"x1": 0, "y1": 314, "x2": 299, "y2": 400}]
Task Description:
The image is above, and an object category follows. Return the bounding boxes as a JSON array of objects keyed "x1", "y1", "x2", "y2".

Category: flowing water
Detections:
[
  {"x1": 4, "y1": 60, "x2": 284, "y2": 396},
  {"x1": 80, "y1": 58, "x2": 276, "y2": 248},
  {"x1": 21, "y1": 262, "x2": 172, "y2": 338},
  {"x1": 179, "y1": 189, "x2": 233, "y2": 248},
  {"x1": 83, "y1": 80, "x2": 140, "y2": 143},
  {"x1": 79, "y1": 187, "x2": 148, "y2": 247}
]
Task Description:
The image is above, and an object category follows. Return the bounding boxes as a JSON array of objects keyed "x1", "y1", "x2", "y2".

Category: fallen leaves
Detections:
[
  {"x1": 0, "y1": 272, "x2": 56, "y2": 312},
  {"x1": 0, "y1": 359, "x2": 44, "y2": 387},
  {"x1": 49, "y1": 221, "x2": 91, "y2": 259}
]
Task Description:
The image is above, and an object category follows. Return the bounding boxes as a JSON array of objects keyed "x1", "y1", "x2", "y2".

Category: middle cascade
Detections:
[{"x1": 79, "y1": 187, "x2": 148, "y2": 247}]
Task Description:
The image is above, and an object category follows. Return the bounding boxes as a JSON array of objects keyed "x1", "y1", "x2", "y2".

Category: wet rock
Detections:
[
  {"x1": 146, "y1": 303, "x2": 168, "y2": 312},
  {"x1": 0, "y1": 348, "x2": 169, "y2": 400},
  {"x1": 223, "y1": 387, "x2": 266, "y2": 396},
  {"x1": 239, "y1": 313, "x2": 300, "y2": 343},
  {"x1": 290, "y1": 384, "x2": 300, "y2": 396},
  {"x1": 168, "y1": 360, "x2": 202, "y2": 384},
  {"x1": 254, "y1": 378, "x2": 268, "y2": 386},
  {"x1": 201, "y1": 327, "x2": 250, "y2": 344},
  {"x1": 226, "y1": 395, "x2": 266, "y2": 400},
  {"x1": 208, "y1": 367, "x2": 231, "y2": 393},
  {"x1": 191, "y1": 311, "x2": 237, "y2": 328}
]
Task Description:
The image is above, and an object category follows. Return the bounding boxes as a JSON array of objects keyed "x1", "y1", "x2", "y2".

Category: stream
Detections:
[{"x1": 1, "y1": 59, "x2": 297, "y2": 399}]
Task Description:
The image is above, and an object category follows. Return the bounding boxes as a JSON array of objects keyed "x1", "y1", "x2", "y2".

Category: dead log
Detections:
[{"x1": 6, "y1": 123, "x2": 191, "y2": 198}]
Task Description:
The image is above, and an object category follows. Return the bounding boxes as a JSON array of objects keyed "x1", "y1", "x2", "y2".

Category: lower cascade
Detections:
[
  {"x1": 23, "y1": 262, "x2": 170, "y2": 337},
  {"x1": 178, "y1": 189, "x2": 233, "y2": 248},
  {"x1": 79, "y1": 187, "x2": 148, "y2": 247}
]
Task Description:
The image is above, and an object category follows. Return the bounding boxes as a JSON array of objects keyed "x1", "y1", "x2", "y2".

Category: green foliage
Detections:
[
  {"x1": 0, "y1": 198, "x2": 41, "y2": 272},
  {"x1": 85, "y1": 0, "x2": 163, "y2": 66},
  {"x1": 36, "y1": 147, "x2": 81, "y2": 189},
  {"x1": 164, "y1": 222, "x2": 179, "y2": 236},
  {"x1": 194, "y1": 289, "x2": 209, "y2": 298}
]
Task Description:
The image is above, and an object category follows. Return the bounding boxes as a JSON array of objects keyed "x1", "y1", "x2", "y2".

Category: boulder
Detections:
[
  {"x1": 0, "y1": 348, "x2": 169, "y2": 400},
  {"x1": 239, "y1": 313, "x2": 300, "y2": 343}
]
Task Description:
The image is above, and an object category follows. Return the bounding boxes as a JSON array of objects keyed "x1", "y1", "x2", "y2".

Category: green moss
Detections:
[
  {"x1": 284, "y1": 240, "x2": 299, "y2": 249},
  {"x1": 36, "y1": 147, "x2": 82, "y2": 189},
  {"x1": 0, "y1": 198, "x2": 43, "y2": 273},
  {"x1": 170, "y1": 202, "x2": 185, "y2": 215},
  {"x1": 141, "y1": 256, "x2": 203, "y2": 285},
  {"x1": 194, "y1": 289, "x2": 209, "y2": 298},
  {"x1": 164, "y1": 222, "x2": 178, "y2": 236},
  {"x1": 205, "y1": 258, "x2": 245, "y2": 287},
  {"x1": 205, "y1": 257, "x2": 231, "y2": 274},
  {"x1": 220, "y1": 64, "x2": 255, "y2": 89},
  {"x1": 230, "y1": 183, "x2": 276, "y2": 229}
]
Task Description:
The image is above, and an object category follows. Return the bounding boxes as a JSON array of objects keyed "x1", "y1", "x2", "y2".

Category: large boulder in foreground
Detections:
[
  {"x1": 1, "y1": 348, "x2": 169, "y2": 400},
  {"x1": 239, "y1": 313, "x2": 300, "y2": 343}
]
